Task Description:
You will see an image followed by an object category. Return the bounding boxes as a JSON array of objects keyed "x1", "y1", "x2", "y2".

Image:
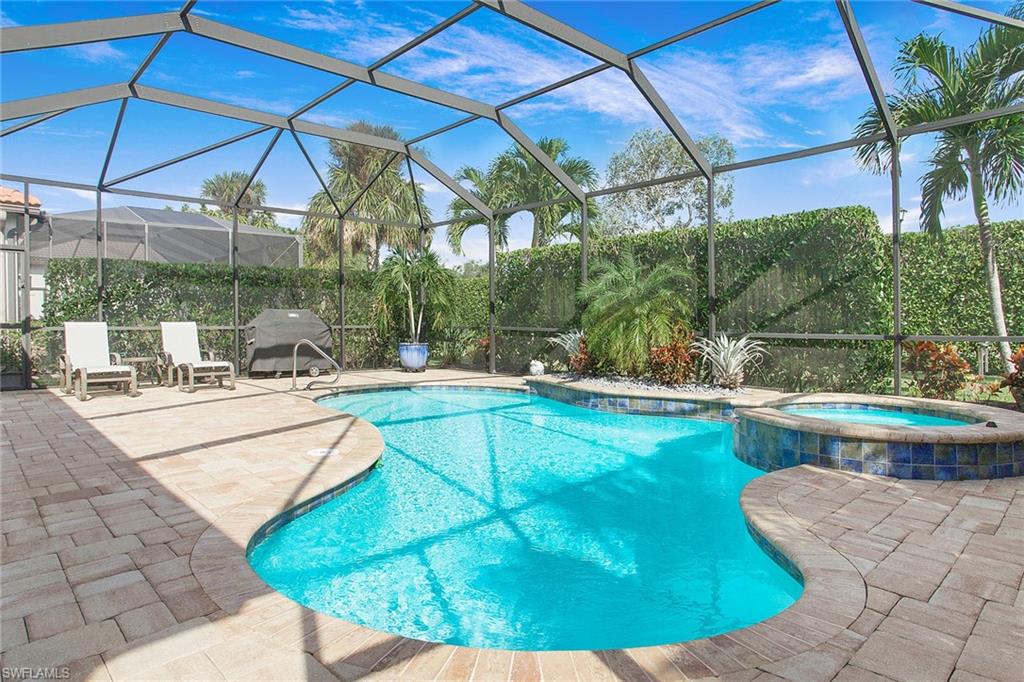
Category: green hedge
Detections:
[
  {"x1": 38, "y1": 209, "x2": 1023, "y2": 390},
  {"x1": 901, "y1": 221, "x2": 1023, "y2": 336}
]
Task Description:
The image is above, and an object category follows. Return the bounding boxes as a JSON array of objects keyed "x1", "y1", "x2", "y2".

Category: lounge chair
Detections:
[
  {"x1": 59, "y1": 321, "x2": 139, "y2": 401},
  {"x1": 158, "y1": 321, "x2": 235, "y2": 392}
]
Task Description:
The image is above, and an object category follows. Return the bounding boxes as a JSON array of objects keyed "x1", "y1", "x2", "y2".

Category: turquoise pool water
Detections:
[
  {"x1": 248, "y1": 388, "x2": 801, "y2": 650},
  {"x1": 781, "y1": 405, "x2": 970, "y2": 427}
]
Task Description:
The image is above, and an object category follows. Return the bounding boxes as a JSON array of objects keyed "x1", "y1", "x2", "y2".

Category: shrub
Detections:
[
  {"x1": 903, "y1": 341, "x2": 974, "y2": 400},
  {"x1": 649, "y1": 327, "x2": 696, "y2": 385},
  {"x1": 568, "y1": 337, "x2": 595, "y2": 375},
  {"x1": 998, "y1": 344, "x2": 1024, "y2": 408},
  {"x1": 578, "y1": 247, "x2": 692, "y2": 376}
]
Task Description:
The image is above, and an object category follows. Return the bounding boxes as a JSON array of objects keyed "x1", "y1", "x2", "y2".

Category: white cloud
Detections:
[
  {"x1": 209, "y1": 92, "x2": 298, "y2": 115},
  {"x1": 276, "y1": 5, "x2": 869, "y2": 153},
  {"x1": 66, "y1": 42, "x2": 128, "y2": 64}
]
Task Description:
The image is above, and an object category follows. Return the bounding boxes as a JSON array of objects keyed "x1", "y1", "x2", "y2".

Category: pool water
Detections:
[
  {"x1": 248, "y1": 388, "x2": 801, "y2": 650},
  {"x1": 781, "y1": 406, "x2": 970, "y2": 427}
]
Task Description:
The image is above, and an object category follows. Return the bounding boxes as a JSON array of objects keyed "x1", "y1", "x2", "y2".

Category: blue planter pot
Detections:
[{"x1": 398, "y1": 342, "x2": 429, "y2": 372}]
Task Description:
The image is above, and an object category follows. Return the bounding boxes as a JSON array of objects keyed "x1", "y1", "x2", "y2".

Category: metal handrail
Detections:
[{"x1": 291, "y1": 338, "x2": 342, "y2": 391}]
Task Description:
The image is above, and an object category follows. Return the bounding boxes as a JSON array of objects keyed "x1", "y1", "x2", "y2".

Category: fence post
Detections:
[
  {"x1": 337, "y1": 216, "x2": 345, "y2": 369},
  {"x1": 891, "y1": 154, "x2": 902, "y2": 395},
  {"x1": 231, "y1": 208, "x2": 240, "y2": 373},
  {"x1": 96, "y1": 190, "x2": 103, "y2": 321},
  {"x1": 21, "y1": 182, "x2": 32, "y2": 389},
  {"x1": 488, "y1": 217, "x2": 496, "y2": 375},
  {"x1": 707, "y1": 175, "x2": 716, "y2": 338},
  {"x1": 580, "y1": 199, "x2": 588, "y2": 285}
]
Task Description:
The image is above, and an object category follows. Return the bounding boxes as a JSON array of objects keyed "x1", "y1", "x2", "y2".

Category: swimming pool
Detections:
[
  {"x1": 780, "y1": 405, "x2": 971, "y2": 427},
  {"x1": 248, "y1": 387, "x2": 801, "y2": 651}
]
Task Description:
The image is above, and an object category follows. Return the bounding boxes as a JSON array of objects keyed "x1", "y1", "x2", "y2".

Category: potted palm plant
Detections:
[{"x1": 373, "y1": 247, "x2": 457, "y2": 372}]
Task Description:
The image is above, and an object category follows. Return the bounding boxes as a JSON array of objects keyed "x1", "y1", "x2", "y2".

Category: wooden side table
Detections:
[{"x1": 123, "y1": 356, "x2": 162, "y2": 386}]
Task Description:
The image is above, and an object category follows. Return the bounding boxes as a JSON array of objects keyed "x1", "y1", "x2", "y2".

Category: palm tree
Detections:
[
  {"x1": 577, "y1": 247, "x2": 692, "y2": 376},
  {"x1": 302, "y1": 122, "x2": 428, "y2": 269},
  {"x1": 445, "y1": 137, "x2": 598, "y2": 254},
  {"x1": 853, "y1": 8, "x2": 1023, "y2": 371},
  {"x1": 200, "y1": 171, "x2": 267, "y2": 218},
  {"x1": 373, "y1": 247, "x2": 458, "y2": 343},
  {"x1": 198, "y1": 171, "x2": 281, "y2": 229}
]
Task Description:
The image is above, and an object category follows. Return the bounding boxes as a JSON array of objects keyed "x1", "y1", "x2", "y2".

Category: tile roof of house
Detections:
[{"x1": 0, "y1": 185, "x2": 42, "y2": 208}]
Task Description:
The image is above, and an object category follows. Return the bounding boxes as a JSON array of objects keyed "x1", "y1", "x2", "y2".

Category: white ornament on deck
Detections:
[{"x1": 528, "y1": 360, "x2": 545, "y2": 376}]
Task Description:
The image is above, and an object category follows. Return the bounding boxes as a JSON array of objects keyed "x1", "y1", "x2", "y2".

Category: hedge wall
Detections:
[
  {"x1": 38, "y1": 209, "x2": 1023, "y2": 391},
  {"x1": 900, "y1": 220, "x2": 1023, "y2": 336},
  {"x1": 493, "y1": 206, "x2": 893, "y2": 389}
]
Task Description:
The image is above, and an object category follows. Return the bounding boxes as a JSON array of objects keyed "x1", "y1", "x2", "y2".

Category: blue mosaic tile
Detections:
[
  {"x1": 892, "y1": 463, "x2": 913, "y2": 479},
  {"x1": 888, "y1": 442, "x2": 912, "y2": 465},
  {"x1": 862, "y1": 442, "x2": 887, "y2": 463},
  {"x1": 866, "y1": 461, "x2": 889, "y2": 476},
  {"x1": 911, "y1": 465, "x2": 934, "y2": 480},
  {"x1": 956, "y1": 444, "x2": 979, "y2": 466},
  {"x1": 911, "y1": 443, "x2": 934, "y2": 465},
  {"x1": 935, "y1": 444, "x2": 957, "y2": 466},
  {"x1": 820, "y1": 435, "x2": 842, "y2": 457},
  {"x1": 934, "y1": 465, "x2": 957, "y2": 481},
  {"x1": 840, "y1": 458, "x2": 863, "y2": 473},
  {"x1": 957, "y1": 465, "x2": 979, "y2": 480}
]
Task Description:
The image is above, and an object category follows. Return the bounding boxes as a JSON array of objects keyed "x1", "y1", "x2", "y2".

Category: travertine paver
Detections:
[{"x1": 2, "y1": 369, "x2": 1023, "y2": 681}]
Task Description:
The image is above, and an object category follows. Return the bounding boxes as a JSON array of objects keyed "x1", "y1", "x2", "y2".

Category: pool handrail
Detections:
[{"x1": 291, "y1": 339, "x2": 343, "y2": 391}]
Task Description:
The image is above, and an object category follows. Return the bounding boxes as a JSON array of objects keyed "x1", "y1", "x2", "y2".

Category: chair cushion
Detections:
[
  {"x1": 81, "y1": 365, "x2": 132, "y2": 375},
  {"x1": 186, "y1": 361, "x2": 233, "y2": 371}
]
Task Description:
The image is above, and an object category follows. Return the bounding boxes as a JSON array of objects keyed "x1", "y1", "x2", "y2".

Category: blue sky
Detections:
[{"x1": 1, "y1": 0, "x2": 1020, "y2": 266}]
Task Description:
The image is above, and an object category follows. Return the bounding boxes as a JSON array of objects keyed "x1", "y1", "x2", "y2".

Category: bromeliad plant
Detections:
[
  {"x1": 691, "y1": 334, "x2": 768, "y2": 389},
  {"x1": 373, "y1": 247, "x2": 458, "y2": 344},
  {"x1": 578, "y1": 248, "x2": 692, "y2": 376}
]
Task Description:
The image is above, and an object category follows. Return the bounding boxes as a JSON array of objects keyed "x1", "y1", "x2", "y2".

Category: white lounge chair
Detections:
[
  {"x1": 158, "y1": 321, "x2": 235, "y2": 392},
  {"x1": 59, "y1": 321, "x2": 138, "y2": 401}
]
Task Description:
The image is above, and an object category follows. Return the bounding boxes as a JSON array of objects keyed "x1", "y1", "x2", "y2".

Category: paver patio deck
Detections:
[{"x1": 2, "y1": 369, "x2": 1022, "y2": 681}]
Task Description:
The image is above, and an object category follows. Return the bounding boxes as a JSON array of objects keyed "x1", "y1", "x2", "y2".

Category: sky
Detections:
[{"x1": 1, "y1": 0, "x2": 1021, "y2": 267}]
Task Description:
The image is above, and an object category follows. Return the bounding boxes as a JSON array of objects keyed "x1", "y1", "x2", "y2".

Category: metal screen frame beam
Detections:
[
  {"x1": 0, "y1": 12, "x2": 184, "y2": 53},
  {"x1": 186, "y1": 16, "x2": 497, "y2": 120},
  {"x1": 131, "y1": 85, "x2": 408, "y2": 153},
  {"x1": 233, "y1": 129, "x2": 282, "y2": 207},
  {"x1": 407, "y1": 148, "x2": 493, "y2": 220},
  {"x1": 411, "y1": 0, "x2": 777, "y2": 146},
  {"x1": 0, "y1": 109, "x2": 69, "y2": 138},
  {"x1": 475, "y1": 0, "x2": 628, "y2": 69},
  {"x1": 626, "y1": 63, "x2": 713, "y2": 178},
  {"x1": 837, "y1": 0, "x2": 898, "y2": 143},
  {"x1": 104, "y1": 126, "x2": 272, "y2": 187},
  {"x1": 477, "y1": 0, "x2": 712, "y2": 179},
  {"x1": 914, "y1": 0, "x2": 1024, "y2": 30},
  {"x1": 1, "y1": 83, "x2": 131, "y2": 121},
  {"x1": 289, "y1": 129, "x2": 342, "y2": 216},
  {"x1": 98, "y1": 99, "x2": 129, "y2": 186},
  {"x1": 495, "y1": 113, "x2": 586, "y2": 202}
]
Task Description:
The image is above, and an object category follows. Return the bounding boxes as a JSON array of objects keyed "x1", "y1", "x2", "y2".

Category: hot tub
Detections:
[{"x1": 734, "y1": 395, "x2": 1024, "y2": 480}]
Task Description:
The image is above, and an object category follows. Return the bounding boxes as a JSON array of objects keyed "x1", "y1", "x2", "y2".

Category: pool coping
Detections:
[{"x1": 190, "y1": 380, "x2": 867, "y2": 677}]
